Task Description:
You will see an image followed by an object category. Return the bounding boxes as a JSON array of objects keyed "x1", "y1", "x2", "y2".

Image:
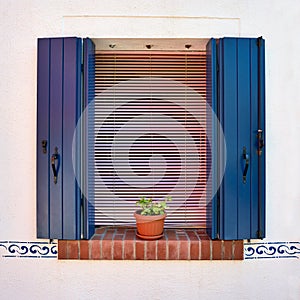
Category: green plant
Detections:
[{"x1": 136, "y1": 196, "x2": 172, "y2": 216}]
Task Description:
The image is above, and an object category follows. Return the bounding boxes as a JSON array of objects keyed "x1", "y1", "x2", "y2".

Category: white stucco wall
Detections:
[{"x1": 0, "y1": 0, "x2": 299, "y2": 299}]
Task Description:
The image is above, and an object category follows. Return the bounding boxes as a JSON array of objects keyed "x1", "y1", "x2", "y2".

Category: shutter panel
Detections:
[
  {"x1": 37, "y1": 37, "x2": 82, "y2": 239},
  {"x1": 207, "y1": 37, "x2": 266, "y2": 240},
  {"x1": 82, "y1": 38, "x2": 95, "y2": 239}
]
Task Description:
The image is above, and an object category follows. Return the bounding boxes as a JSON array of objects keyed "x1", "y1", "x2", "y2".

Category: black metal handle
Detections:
[
  {"x1": 51, "y1": 147, "x2": 59, "y2": 184},
  {"x1": 243, "y1": 147, "x2": 249, "y2": 184}
]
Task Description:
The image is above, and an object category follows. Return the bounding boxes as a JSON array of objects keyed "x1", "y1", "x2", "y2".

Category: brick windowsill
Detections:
[{"x1": 58, "y1": 227, "x2": 244, "y2": 260}]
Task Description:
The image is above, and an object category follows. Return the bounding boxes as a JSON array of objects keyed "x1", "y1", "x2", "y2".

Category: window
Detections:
[
  {"x1": 89, "y1": 41, "x2": 208, "y2": 228},
  {"x1": 36, "y1": 37, "x2": 265, "y2": 241}
]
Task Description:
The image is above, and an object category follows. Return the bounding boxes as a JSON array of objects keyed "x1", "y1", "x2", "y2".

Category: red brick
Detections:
[
  {"x1": 91, "y1": 234, "x2": 102, "y2": 240},
  {"x1": 115, "y1": 227, "x2": 127, "y2": 234},
  {"x1": 201, "y1": 240, "x2": 211, "y2": 260},
  {"x1": 223, "y1": 241, "x2": 233, "y2": 260},
  {"x1": 114, "y1": 234, "x2": 124, "y2": 240},
  {"x1": 113, "y1": 240, "x2": 123, "y2": 260},
  {"x1": 58, "y1": 240, "x2": 67, "y2": 259},
  {"x1": 157, "y1": 238, "x2": 167, "y2": 260},
  {"x1": 114, "y1": 233, "x2": 123, "y2": 240},
  {"x1": 212, "y1": 240, "x2": 222, "y2": 260},
  {"x1": 124, "y1": 240, "x2": 134, "y2": 260},
  {"x1": 102, "y1": 240, "x2": 112, "y2": 259},
  {"x1": 165, "y1": 229, "x2": 177, "y2": 241},
  {"x1": 146, "y1": 241, "x2": 156, "y2": 260},
  {"x1": 166, "y1": 229, "x2": 178, "y2": 260},
  {"x1": 233, "y1": 240, "x2": 244, "y2": 260},
  {"x1": 196, "y1": 228, "x2": 207, "y2": 235},
  {"x1": 190, "y1": 240, "x2": 200, "y2": 260},
  {"x1": 196, "y1": 229, "x2": 210, "y2": 240},
  {"x1": 67, "y1": 241, "x2": 79, "y2": 259},
  {"x1": 177, "y1": 232, "x2": 188, "y2": 241},
  {"x1": 95, "y1": 227, "x2": 106, "y2": 234},
  {"x1": 124, "y1": 230, "x2": 135, "y2": 260},
  {"x1": 176, "y1": 229, "x2": 187, "y2": 237},
  {"x1": 91, "y1": 240, "x2": 101, "y2": 260},
  {"x1": 103, "y1": 229, "x2": 116, "y2": 240},
  {"x1": 179, "y1": 240, "x2": 189, "y2": 260},
  {"x1": 186, "y1": 230, "x2": 199, "y2": 241},
  {"x1": 135, "y1": 240, "x2": 145, "y2": 260},
  {"x1": 80, "y1": 240, "x2": 89, "y2": 260},
  {"x1": 124, "y1": 229, "x2": 136, "y2": 240},
  {"x1": 168, "y1": 240, "x2": 179, "y2": 260}
]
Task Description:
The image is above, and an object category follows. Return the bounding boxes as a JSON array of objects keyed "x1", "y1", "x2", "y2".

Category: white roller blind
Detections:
[{"x1": 90, "y1": 50, "x2": 209, "y2": 227}]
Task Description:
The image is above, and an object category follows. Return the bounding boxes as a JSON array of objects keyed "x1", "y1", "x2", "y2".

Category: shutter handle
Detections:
[
  {"x1": 51, "y1": 147, "x2": 59, "y2": 184},
  {"x1": 242, "y1": 147, "x2": 249, "y2": 184}
]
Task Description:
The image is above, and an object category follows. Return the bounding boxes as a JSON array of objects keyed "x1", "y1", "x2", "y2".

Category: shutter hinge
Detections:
[
  {"x1": 256, "y1": 36, "x2": 263, "y2": 47},
  {"x1": 42, "y1": 139, "x2": 47, "y2": 154},
  {"x1": 256, "y1": 129, "x2": 264, "y2": 156}
]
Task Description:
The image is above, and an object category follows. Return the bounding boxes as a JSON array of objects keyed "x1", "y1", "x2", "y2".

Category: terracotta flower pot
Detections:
[{"x1": 134, "y1": 210, "x2": 166, "y2": 240}]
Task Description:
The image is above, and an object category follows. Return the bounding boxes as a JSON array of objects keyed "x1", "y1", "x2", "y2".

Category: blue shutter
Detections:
[
  {"x1": 37, "y1": 37, "x2": 82, "y2": 240},
  {"x1": 82, "y1": 38, "x2": 95, "y2": 239},
  {"x1": 207, "y1": 37, "x2": 266, "y2": 240}
]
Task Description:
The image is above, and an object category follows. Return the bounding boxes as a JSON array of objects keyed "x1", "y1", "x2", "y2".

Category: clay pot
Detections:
[{"x1": 134, "y1": 210, "x2": 166, "y2": 240}]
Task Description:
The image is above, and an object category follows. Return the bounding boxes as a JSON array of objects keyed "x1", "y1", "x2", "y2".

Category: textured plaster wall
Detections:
[{"x1": 0, "y1": 0, "x2": 299, "y2": 299}]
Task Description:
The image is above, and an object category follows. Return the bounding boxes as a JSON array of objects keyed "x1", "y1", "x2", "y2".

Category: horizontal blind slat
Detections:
[{"x1": 91, "y1": 50, "x2": 208, "y2": 227}]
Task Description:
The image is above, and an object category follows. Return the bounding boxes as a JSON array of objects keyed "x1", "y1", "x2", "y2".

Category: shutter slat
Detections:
[
  {"x1": 237, "y1": 38, "x2": 251, "y2": 237},
  {"x1": 82, "y1": 38, "x2": 96, "y2": 239},
  {"x1": 49, "y1": 39, "x2": 64, "y2": 237},
  {"x1": 221, "y1": 38, "x2": 239, "y2": 238},
  {"x1": 37, "y1": 39, "x2": 50, "y2": 238},
  {"x1": 62, "y1": 38, "x2": 82, "y2": 238}
]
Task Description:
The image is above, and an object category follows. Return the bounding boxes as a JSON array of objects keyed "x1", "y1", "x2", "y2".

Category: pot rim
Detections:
[{"x1": 134, "y1": 210, "x2": 167, "y2": 219}]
